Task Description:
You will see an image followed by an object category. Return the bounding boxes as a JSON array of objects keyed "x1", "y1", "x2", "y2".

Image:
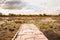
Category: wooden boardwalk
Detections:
[{"x1": 12, "y1": 24, "x2": 48, "y2": 40}]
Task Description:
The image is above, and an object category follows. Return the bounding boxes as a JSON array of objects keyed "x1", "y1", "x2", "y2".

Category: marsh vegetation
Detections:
[{"x1": 0, "y1": 15, "x2": 60, "y2": 40}]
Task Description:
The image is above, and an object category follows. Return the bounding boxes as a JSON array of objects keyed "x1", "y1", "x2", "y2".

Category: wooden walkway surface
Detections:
[{"x1": 12, "y1": 24, "x2": 48, "y2": 40}]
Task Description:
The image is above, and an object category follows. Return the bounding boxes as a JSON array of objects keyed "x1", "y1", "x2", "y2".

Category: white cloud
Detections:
[
  {"x1": 0, "y1": 0, "x2": 25, "y2": 9},
  {"x1": 0, "y1": 0, "x2": 60, "y2": 15}
]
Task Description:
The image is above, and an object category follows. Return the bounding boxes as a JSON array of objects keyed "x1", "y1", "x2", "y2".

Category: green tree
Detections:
[
  {"x1": 0, "y1": 13, "x2": 2, "y2": 16},
  {"x1": 9, "y1": 13, "x2": 16, "y2": 16},
  {"x1": 39, "y1": 14, "x2": 42, "y2": 16},
  {"x1": 43, "y1": 13, "x2": 47, "y2": 16}
]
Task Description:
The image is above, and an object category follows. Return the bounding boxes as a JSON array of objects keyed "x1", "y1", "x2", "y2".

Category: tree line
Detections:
[{"x1": 0, "y1": 13, "x2": 60, "y2": 17}]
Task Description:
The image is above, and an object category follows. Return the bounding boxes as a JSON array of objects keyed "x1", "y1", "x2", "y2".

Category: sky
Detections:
[{"x1": 0, "y1": 0, "x2": 60, "y2": 15}]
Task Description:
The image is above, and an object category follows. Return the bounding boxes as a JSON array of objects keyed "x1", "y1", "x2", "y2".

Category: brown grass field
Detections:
[{"x1": 0, "y1": 15, "x2": 60, "y2": 40}]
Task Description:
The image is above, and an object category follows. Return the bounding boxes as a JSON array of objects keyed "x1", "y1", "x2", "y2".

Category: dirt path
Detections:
[{"x1": 12, "y1": 24, "x2": 48, "y2": 40}]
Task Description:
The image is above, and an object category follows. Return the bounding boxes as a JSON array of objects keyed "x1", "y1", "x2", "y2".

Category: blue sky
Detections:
[{"x1": 0, "y1": 0, "x2": 60, "y2": 15}]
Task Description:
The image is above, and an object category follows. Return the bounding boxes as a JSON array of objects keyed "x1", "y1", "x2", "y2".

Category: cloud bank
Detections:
[
  {"x1": 0, "y1": 0, "x2": 60, "y2": 15},
  {"x1": 1, "y1": 0, "x2": 25, "y2": 9}
]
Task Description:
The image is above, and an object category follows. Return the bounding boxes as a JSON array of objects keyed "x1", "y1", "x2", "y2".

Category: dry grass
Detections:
[{"x1": 0, "y1": 17, "x2": 60, "y2": 40}]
